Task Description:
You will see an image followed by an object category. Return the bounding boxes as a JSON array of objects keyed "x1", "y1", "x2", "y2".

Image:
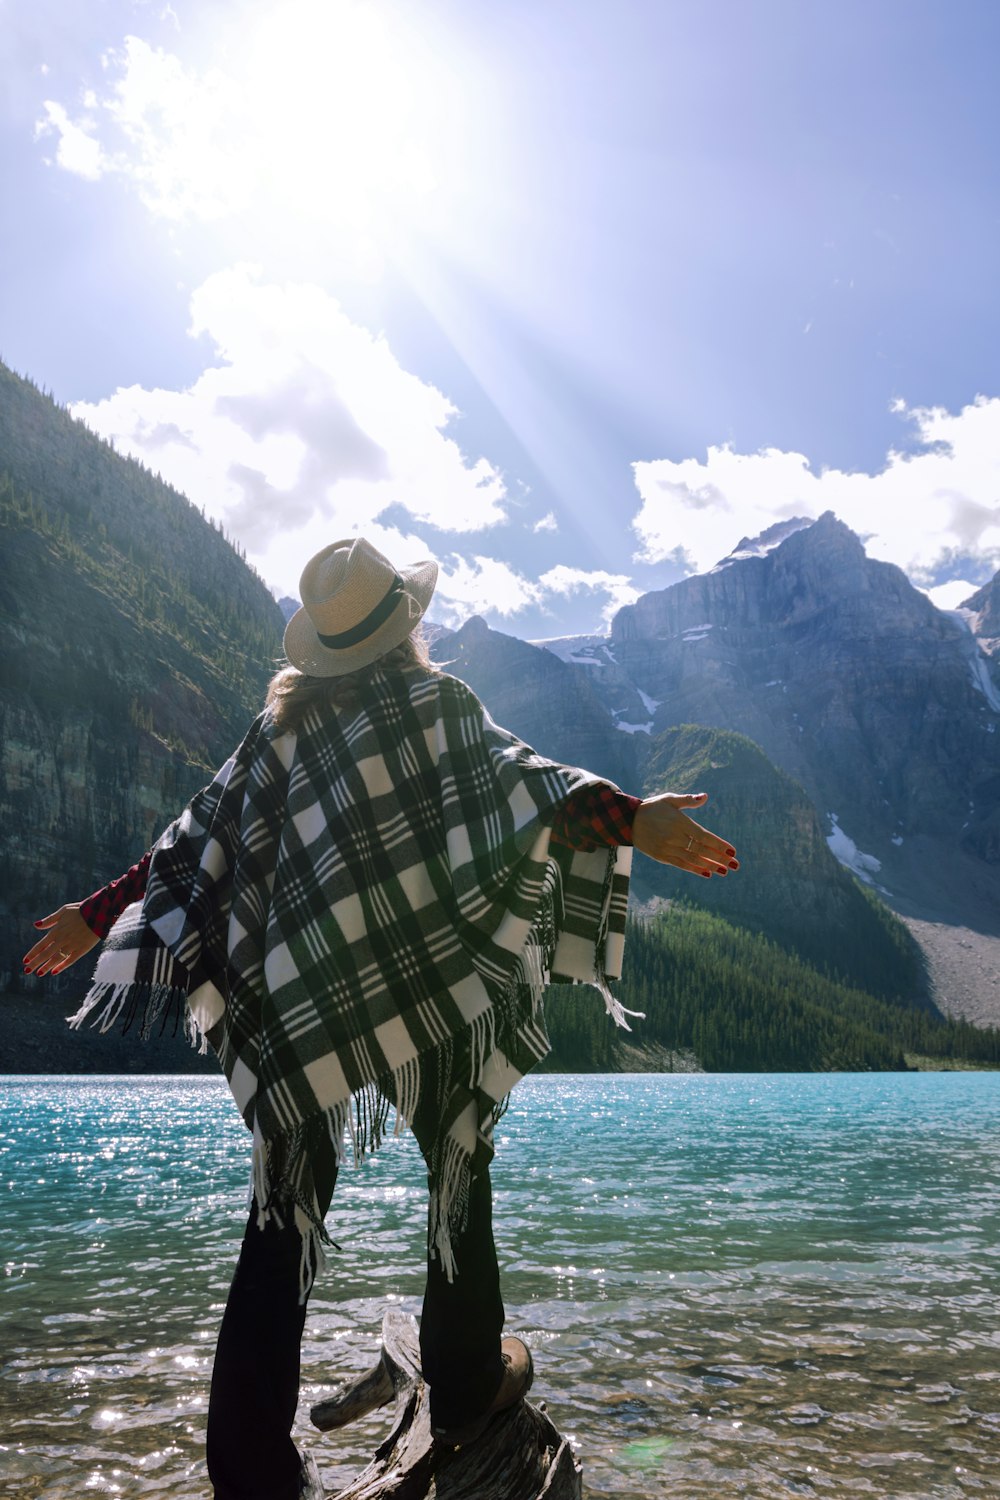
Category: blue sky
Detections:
[{"x1": 3, "y1": 0, "x2": 999, "y2": 633}]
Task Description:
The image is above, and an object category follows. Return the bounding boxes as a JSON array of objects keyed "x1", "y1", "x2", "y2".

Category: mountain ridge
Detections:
[
  {"x1": 575, "y1": 512, "x2": 998, "y2": 920},
  {"x1": 2, "y1": 354, "x2": 998, "y2": 1066}
]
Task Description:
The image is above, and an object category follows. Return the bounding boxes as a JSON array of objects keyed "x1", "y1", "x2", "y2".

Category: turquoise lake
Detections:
[{"x1": 2, "y1": 1072, "x2": 1000, "y2": 1499}]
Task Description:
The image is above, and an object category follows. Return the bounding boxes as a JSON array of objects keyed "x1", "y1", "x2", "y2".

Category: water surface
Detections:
[{"x1": 2, "y1": 1072, "x2": 999, "y2": 1498}]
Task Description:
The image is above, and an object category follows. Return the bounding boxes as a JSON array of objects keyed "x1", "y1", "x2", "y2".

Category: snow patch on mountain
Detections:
[
  {"x1": 532, "y1": 634, "x2": 611, "y2": 666},
  {"x1": 944, "y1": 610, "x2": 1000, "y2": 712},
  {"x1": 970, "y1": 654, "x2": 1000, "y2": 713},
  {"x1": 826, "y1": 814, "x2": 882, "y2": 884},
  {"x1": 711, "y1": 517, "x2": 815, "y2": 572}
]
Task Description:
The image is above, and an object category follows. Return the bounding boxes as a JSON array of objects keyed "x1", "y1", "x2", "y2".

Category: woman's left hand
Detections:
[
  {"x1": 632, "y1": 791, "x2": 739, "y2": 878},
  {"x1": 23, "y1": 905, "x2": 100, "y2": 977}
]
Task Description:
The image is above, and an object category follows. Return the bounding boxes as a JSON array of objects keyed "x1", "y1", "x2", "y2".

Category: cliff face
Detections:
[
  {"x1": 596, "y1": 513, "x2": 1000, "y2": 925},
  {"x1": 609, "y1": 514, "x2": 976, "y2": 826},
  {"x1": 0, "y1": 363, "x2": 285, "y2": 1005}
]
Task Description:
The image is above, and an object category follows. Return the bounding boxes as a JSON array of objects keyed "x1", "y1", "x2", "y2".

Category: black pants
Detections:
[{"x1": 206, "y1": 1135, "x2": 505, "y2": 1500}]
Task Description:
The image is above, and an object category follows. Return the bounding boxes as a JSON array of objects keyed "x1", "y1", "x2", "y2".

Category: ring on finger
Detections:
[{"x1": 685, "y1": 836, "x2": 693, "y2": 852}]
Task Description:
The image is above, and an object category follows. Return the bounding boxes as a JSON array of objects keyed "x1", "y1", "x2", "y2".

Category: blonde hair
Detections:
[{"x1": 265, "y1": 627, "x2": 438, "y2": 733}]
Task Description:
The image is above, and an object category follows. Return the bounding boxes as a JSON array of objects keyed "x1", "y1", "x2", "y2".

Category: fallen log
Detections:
[{"x1": 308, "y1": 1308, "x2": 583, "y2": 1499}]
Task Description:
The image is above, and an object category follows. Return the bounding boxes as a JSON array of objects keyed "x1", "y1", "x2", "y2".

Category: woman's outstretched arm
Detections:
[
  {"x1": 549, "y1": 784, "x2": 738, "y2": 875},
  {"x1": 23, "y1": 850, "x2": 152, "y2": 976}
]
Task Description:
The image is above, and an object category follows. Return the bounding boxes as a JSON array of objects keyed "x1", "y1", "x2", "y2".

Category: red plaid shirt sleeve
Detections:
[
  {"x1": 78, "y1": 851, "x2": 152, "y2": 939},
  {"x1": 548, "y1": 785, "x2": 641, "y2": 851}
]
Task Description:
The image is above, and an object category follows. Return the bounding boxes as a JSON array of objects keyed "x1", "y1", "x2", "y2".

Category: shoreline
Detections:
[{"x1": 5, "y1": 989, "x2": 999, "y2": 1078}]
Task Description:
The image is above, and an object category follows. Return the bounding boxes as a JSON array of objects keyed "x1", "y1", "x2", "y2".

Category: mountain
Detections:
[
  {"x1": 0, "y1": 362, "x2": 285, "y2": 1006},
  {"x1": 599, "y1": 511, "x2": 1000, "y2": 929}
]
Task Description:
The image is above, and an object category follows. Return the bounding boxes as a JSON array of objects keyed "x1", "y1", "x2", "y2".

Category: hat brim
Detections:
[{"x1": 283, "y1": 559, "x2": 438, "y2": 677}]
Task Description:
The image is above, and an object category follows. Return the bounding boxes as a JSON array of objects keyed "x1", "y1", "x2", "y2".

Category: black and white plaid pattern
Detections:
[{"x1": 73, "y1": 667, "x2": 632, "y2": 1278}]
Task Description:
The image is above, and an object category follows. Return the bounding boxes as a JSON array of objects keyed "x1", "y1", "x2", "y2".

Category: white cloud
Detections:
[
  {"x1": 537, "y1": 565, "x2": 641, "y2": 624},
  {"x1": 95, "y1": 37, "x2": 245, "y2": 220},
  {"x1": 533, "y1": 511, "x2": 558, "y2": 533},
  {"x1": 36, "y1": 40, "x2": 239, "y2": 213},
  {"x1": 925, "y1": 580, "x2": 979, "y2": 611},
  {"x1": 71, "y1": 265, "x2": 509, "y2": 595},
  {"x1": 67, "y1": 263, "x2": 639, "y2": 632},
  {"x1": 433, "y1": 556, "x2": 541, "y2": 624},
  {"x1": 35, "y1": 101, "x2": 105, "y2": 180},
  {"x1": 35, "y1": 9, "x2": 445, "y2": 246},
  {"x1": 632, "y1": 397, "x2": 1000, "y2": 588},
  {"x1": 429, "y1": 559, "x2": 642, "y2": 629}
]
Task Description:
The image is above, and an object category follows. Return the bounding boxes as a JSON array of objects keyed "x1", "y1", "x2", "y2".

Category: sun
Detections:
[{"x1": 234, "y1": 0, "x2": 441, "y2": 242}]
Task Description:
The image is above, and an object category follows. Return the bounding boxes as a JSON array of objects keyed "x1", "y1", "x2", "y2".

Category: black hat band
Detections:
[{"x1": 316, "y1": 574, "x2": 406, "y2": 650}]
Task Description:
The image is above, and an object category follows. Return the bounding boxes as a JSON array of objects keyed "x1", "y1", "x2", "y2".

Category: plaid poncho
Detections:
[{"x1": 72, "y1": 665, "x2": 633, "y2": 1286}]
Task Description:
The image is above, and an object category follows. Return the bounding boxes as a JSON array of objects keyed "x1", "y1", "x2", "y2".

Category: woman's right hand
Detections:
[{"x1": 23, "y1": 905, "x2": 100, "y2": 977}]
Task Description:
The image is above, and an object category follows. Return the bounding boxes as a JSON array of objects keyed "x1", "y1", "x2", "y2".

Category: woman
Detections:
[{"x1": 25, "y1": 537, "x2": 738, "y2": 1500}]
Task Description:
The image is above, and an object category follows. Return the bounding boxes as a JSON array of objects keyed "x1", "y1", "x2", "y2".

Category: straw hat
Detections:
[{"x1": 283, "y1": 537, "x2": 438, "y2": 677}]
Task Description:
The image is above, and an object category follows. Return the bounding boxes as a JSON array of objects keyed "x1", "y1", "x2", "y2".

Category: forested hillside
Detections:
[
  {"x1": 0, "y1": 362, "x2": 285, "y2": 991},
  {"x1": 543, "y1": 908, "x2": 1000, "y2": 1073},
  {"x1": 638, "y1": 724, "x2": 927, "y2": 1002}
]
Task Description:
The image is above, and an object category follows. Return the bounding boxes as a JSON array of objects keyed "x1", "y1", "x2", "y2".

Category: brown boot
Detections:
[{"x1": 431, "y1": 1336, "x2": 534, "y2": 1447}]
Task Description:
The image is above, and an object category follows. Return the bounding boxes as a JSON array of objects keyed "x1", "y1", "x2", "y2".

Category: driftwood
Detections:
[{"x1": 308, "y1": 1309, "x2": 583, "y2": 1499}]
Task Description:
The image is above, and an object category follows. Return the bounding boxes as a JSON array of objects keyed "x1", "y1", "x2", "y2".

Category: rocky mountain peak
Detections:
[
  {"x1": 453, "y1": 614, "x2": 491, "y2": 644},
  {"x1": 576, "y1": 504, "x2": 999, "y2": 916},
  {"x1": 612, "y1": 510, "x2": 888, "y2": 644},
  {"x1": 717, "y1": 514, "x2": 817, "y2": 566},
  {"x1": 770, "y1": 507, "x2": 867, "y2": 562}
]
